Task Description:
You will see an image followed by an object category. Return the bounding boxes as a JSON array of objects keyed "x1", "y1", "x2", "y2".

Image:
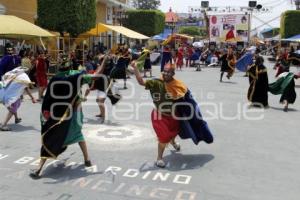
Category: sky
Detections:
[{"x1": 159, "y1": 0, "x2": 296, "y2": 30}]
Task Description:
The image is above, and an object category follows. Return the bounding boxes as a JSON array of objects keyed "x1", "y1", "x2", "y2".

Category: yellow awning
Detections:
[
  {"x1": 0, "y1": 15, "x2": 54, "y2": 40},
  {"x1": 85, "y1": 23, "x2": 109, "y2": 35},
  {"x1": 85, "y1": 23, "x2": 149, "y2": 40},
  {"x1": 105, "y1": 24, "x2": 149, "y2": 40}
]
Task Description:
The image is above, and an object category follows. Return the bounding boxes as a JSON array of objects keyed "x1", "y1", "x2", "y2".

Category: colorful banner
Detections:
[{"x1": 209, "y1": 14, "x2": 249, "y2": 42}]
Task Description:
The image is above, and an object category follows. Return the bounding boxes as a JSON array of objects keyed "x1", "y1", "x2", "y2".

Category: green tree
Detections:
[
  {"x1": 179, "y1": 26, "x2": 207, "y2": 37},
  {"x1": 133, "y1": 0, "x2": 161, "y2": 10},
  {"x1": 124, "y1": 10, "x2": 165, "y2": 36},
  {"x1": 37, "y1": 0, "x2": 96, "y2": 37},
  {"x1": 280, "y1": 10, "x2": 300, "y2": 38}
]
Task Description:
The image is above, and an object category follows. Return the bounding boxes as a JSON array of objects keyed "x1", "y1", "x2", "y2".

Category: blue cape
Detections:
[{"x1": 175, "y1": 90, "x2": 214, "y2": 145}]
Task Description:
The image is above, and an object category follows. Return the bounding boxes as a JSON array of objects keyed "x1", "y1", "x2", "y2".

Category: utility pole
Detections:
[
  {"x1": 295, "y1": 0, "x2": 300, "y2": 10},
  {"x1": 200, "y1": 1, "x2": 210, "y2": 40},
  {"x1": 248, "y1": 10, "x2": 252, "y2": 45}
]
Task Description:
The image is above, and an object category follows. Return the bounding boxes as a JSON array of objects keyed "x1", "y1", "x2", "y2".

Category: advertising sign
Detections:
[{"x1": 209, "y1": 14, "x2": 249, "y2": 42}]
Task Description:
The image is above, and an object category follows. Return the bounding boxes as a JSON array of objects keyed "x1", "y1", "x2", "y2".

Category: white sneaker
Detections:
[
  {"x1": 172, "y1": 142, "x2": 181, "y2": 152},
  {"x1": 155, "y1": 160, "x2": 166, "y2": 168}
]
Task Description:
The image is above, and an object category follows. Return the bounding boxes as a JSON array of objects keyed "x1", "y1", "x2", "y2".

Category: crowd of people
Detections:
[
  {"x1": 160, "y1": 41, "x2": 300, "y2": 111},
  {"x1": 217, "y1": 43, "x2": 299, "y2": 111},
  {"x1": 160, "y1": 44, "x2": 207, "y2": 71},
  {"x1": 0, "y1": 40, "x2": 299, "y2": 179}
]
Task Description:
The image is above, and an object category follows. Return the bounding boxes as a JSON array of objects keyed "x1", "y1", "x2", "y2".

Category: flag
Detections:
[
  {"x1": 162, "y1": 35, "x2": 173, "y2": 46},
  {"x1": 236, "y1": 52, "x2": 253, "y2": 72},
  {"x1": 136, "y1": 51, "x2": 149, "y2": 71}
]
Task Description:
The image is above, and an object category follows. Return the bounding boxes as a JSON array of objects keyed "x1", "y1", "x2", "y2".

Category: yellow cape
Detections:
[{"x1": 164, "y1": 78, "x2": 188, "y2": 100}]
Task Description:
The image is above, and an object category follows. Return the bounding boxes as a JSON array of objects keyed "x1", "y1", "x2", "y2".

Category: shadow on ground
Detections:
[
  {"x1": 139, "y1": 153, "x2": 214, "y2": 172},
  {"x1": 5, "y1": 125, "x2": 39, "y2": 133},
  {"x1": 219, "y1": 81, "x2": 238, "y2": 84},
  {"x1": 84, "y1": 118, "x2": 121, "y2": 126},
  {"x1": 269, "y1": 106, "x2": 298, "y2": 112},
  {"x1": 41, "y1": 160, "x2": 104, "y2": 184}
]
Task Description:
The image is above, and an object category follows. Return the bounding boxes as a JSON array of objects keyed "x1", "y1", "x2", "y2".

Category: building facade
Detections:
[{"x1": 0, "y1": 0, "x2": 132, "y2": 49}]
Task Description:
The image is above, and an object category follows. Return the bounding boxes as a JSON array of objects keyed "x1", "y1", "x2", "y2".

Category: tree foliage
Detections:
[
  {"x1": 124, "y1": 10, "x2": 165, "y2": 37},
  {"x1": 280, "y1": 10, "x2": 300, "y2": 39},
  {"x1": 37, "y1": 0, "x2": 96, "y2": 37},
  {"x1": 133, "y1": 0, "x2": 161, "y2": 10},
  {"x1": 179, "y1": 26, "x2": 207, "y2": 37}
]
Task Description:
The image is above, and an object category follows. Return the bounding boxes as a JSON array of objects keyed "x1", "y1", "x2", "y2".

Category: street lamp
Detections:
[{"x1": 247, "y1": 1, "x2": 263, "y2": 43}]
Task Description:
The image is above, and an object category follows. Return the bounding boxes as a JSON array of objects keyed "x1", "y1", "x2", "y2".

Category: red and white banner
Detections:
[{"x1": 209, "y1": 14, "x2": 249, "y2": 42}]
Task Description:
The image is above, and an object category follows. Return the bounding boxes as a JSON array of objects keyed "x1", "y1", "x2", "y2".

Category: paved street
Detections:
[{"x1": 1, "y1": 58, "x2": 300, "y2": 200}]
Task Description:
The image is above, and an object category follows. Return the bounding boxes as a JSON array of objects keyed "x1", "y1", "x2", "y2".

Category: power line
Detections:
[
  {"x1": 268, "y1": 0, "x2": 288, "y2": 8},
  {"x1": 262, "y1": 0, "x2": 287, "y2": 6},
  {"x1": 251, "y1": 15, "x2": 281, "y2": 30},
  {"x1": 253, "y1": 0, "x2": 287, "y2": 17},
  {"x1": 252, "y1": 15, "x2": 279, "y2": 28},
  {"x1": 263, "y1": 0, "x2": 281, "y2": 5}
]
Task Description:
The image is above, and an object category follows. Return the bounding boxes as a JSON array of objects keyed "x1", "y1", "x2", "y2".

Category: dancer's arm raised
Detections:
[
  {"x1": 94, "y1": 55, "x2": 108, "y2": 75},
  {"x1": 131, "y1": 61, "x2": 145, "y2": 86}
]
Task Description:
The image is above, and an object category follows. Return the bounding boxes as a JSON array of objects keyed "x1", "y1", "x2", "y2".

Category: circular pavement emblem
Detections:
[{"x1": 84, "y1": 123, "x2": 152, "y2": 144}]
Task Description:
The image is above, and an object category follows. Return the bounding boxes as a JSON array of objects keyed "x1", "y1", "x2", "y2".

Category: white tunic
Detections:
[{"x1": 0, "y1": 67, "x2": 31, "y2": 107}]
